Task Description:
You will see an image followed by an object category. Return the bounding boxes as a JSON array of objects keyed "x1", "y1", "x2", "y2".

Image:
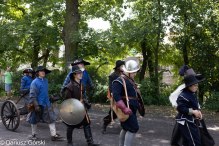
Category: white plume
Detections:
[{"x1": 169, "y1": 84, "x2": 185, "y2": 107}]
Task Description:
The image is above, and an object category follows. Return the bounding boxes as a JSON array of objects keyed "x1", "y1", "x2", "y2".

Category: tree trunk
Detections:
[
  {"x1": 198, "y1": 84, "x2": 204, "y2": 104},
  {"x1": 148, "y1": 48, "x2": 154, "y2": 82},
  {"x1": 31, "y1": 38, "x2": 40, "y2": 68},
  {"x1": 139, "y1": 41, "x2": 148, "y2": 81},
  {"x1": 154, "y1": 0, "x2": 161, "y2": 95},
  {"x1": 183, "y1": 44, "x2": 189, "y2": 65},
  {"x1": 43, "y1": 49, "x2": 50, "y2": 67},
  {"x1": 62, "y1": 0, "x2": 80, "y2": 72}
]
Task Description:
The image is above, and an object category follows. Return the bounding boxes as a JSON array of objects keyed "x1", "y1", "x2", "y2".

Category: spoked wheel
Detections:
[{"x1": 1, "y1": 100, "x2": 20, "y2": 131}]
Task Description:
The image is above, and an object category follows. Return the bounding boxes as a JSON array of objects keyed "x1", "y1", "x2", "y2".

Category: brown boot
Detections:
[{"x1": 51, "y1": 133, "x2": 64, "y2": 141}]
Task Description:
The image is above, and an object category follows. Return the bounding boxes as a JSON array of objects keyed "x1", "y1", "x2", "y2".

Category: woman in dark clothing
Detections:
[
  {"x1": 101, "y1": 60, "x2": 125, "y2": 134},
  {"x1": 64, "y1": 65, "x2": 100, "y2": 146}
]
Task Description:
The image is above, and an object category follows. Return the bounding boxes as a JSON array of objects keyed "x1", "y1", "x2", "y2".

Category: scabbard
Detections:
[
  {"x1": 81, "y1": 100, "x2": 89, "y2": 124},
  {"x1": 195, "y1": 118, "x2": 201, "y2": 138}
]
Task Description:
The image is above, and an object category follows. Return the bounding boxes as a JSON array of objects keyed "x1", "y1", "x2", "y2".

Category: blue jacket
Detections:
[
  {"x1": 20, "y1": 75, "x2": 34, "y2": 90},
  {"x1": 112, "y1": 75, "x2": 140, "y2": 107},
  {"x1": 61, "y1": 70, "x2": 93, "y2": 90},
  {"x1": 29, "y1": 77, "x2": 50, "y2": 107},
  {"x1": 176, "y1": 89, "x2": 201, "y2": 123}
]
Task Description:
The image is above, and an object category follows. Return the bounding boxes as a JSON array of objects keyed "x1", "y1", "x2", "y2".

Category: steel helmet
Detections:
[{"x1": 123, "y1": 57, "x2": 140, "y2": 73}]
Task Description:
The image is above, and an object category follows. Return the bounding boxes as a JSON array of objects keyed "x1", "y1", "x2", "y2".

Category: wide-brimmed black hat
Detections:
[
  {"x1": 184, "y1": 74, "x2": 205, "y2": 88},
  {"x1": 70, "y1": 65, "x2": 82, "y2": 79},
  {"x1": 35, "y1": 66, "x2": 51, "y2": 74},
  {"x1": 71, "y1": 58, "x2": 90, "y2": 66},
  {"x1": 113, "y1": 60, "x2": 125, "y2": 69},
  {"x1": 179, "y1": 65, "x2": 201, "y2": 76},
  {"x1": 23, "y1": 68, "x2": 35, "y2": 74}
]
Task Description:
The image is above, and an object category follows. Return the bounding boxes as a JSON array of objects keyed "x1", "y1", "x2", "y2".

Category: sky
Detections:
[{"x1": 88, "y1": 18, "x2": 110, "y2": 31}]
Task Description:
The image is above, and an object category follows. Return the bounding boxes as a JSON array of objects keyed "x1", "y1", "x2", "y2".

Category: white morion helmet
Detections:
[{"x1": 123, "y1": 57, "x2": 140, "y2": 73}]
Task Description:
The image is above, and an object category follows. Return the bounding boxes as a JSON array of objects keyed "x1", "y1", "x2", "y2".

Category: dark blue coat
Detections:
[
  {"x1": 29, "y1": 77, "x2": 50, "y2": 107},
  {"x1": 176, "y1": 89, "x2": 201, "y2": 123},
  {"x1": 112, "y1": 76, "x2": 140, "y2": 107},
  {"x1": 20, "y1": 75, "x2": 34, "y2": 90},
  {"x1": 112, "y1": 75, "x2": 140, "y2": 133}
]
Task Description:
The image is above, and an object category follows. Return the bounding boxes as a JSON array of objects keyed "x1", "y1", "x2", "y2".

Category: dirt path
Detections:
[{"x1": 0, "y1": 98, "x2": 218, "y2": 146}]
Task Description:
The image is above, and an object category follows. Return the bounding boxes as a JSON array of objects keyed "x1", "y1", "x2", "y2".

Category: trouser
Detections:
[
  {"x1": 67, "y1": 124, "x2": 96, "y2": 145},
  {"x1": 103, "y1": 108, "x2": 117, "y2": 126},
  {"x1": 23, "y1": 93, "x2": 30, "y2": 105},
  {"x1": 31, "y1": 122, "x2": 56, "y2": 136},
  {"x1": 119, "y1": 129, "x2": 136, "y2": 146},
  {"x1": 178, "y1": 121, "x2": 201, "y2": 146}
]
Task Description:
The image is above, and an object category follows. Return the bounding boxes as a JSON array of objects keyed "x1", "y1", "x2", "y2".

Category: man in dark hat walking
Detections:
[
  {"x1": 101, "y1": 60, "x2": 125, "y2": 134},
  {"x1": 29, "y1": 66, "x2": 63, "y2": 141},
  {"x1": 62, "y1": 65, "x2": 100, "y2": 146},
  {"x1": 60, "y1": 58, "x2": 94, "y2": 97}
]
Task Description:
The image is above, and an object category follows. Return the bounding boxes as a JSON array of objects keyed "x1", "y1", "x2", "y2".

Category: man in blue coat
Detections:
[
  {"x1": 60, "y1": 58, "x2": 94, "y2": 97},
  {"x1": 112, "y1": 57, "x2": 141, "y2": 146},
  {"x1": 29, "y1": 66, "x2": 63, "y2": 141},
  {"x1": 20, "y1": 68, "x2": 35, "y2": 106}
]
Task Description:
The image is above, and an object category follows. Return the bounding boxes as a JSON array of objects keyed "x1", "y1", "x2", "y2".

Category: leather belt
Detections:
[{"x1": 121, "y1": 96, "x2": 139, "y2": 100}]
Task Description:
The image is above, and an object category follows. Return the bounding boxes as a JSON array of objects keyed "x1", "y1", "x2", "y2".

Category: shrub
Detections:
[
  {"x1": 85, "y1": 66, "x2": 108, "y2": 103},
  {"x1": 204, "y1": 92, "x2": 219, "y2": 112}
]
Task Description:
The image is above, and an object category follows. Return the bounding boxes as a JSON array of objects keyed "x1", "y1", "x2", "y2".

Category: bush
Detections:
[
  {"x1": 0, "y1": 81, "x2": 6, "y2": 96},
  {"x1": 11, "y1": 70, "x2": 23, "y2": 97},
  {"x1": 139, "y1": 77, "x2": 172, "y2": 106},
  {"x1": 204, "y1": 92, "x2": 219, "y2": 112},
  {"x1": 85, "y1": 66, "x2": 108, "y2": 103}
]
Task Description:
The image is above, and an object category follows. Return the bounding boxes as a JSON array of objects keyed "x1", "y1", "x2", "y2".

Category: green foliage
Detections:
[
  {"x1": 0, "y1": 0, "x2": 65, "y2": 68},
  {"x1": 46, "y1": 69, "x2": 67, "y2": 96},
  {"x1": 85, "y1": 66, "x2": 109, "y2": 103},
  {"x1": 204, "y1": 92, "x2": 219, "y2": 112},
  {"x1": 138, "y1": 70, "x2": 172, "y2": 106},
  {"x1": 11, "y1": 70, "x2": 23, "y2": 97}
]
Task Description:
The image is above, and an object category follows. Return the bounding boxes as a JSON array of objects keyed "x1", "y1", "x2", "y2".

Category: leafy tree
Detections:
[{"x1": 0, "y1": 0, "x2": 64, "y2": 69}]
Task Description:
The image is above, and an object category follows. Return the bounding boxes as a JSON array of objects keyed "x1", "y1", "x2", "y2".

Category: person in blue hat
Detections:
[{"x1": 29, "y1": 66, "x2": 63, "y2": 141}]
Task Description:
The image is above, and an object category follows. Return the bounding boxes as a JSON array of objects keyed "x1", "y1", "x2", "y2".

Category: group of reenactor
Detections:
[{"x1": 18, "y1": 57, "x2": 215, "y2": 146}]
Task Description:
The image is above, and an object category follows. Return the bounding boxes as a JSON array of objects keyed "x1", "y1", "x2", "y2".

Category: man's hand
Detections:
[
  {"x1": 193, "y1": 110, "x2": 202, "y2": 119},
  {"x1": 83, "y1": 98, "x2": 91, "y2": 110},
  {"x1": 90, "y1": 86, "x2": 95, "y2": 96},
  {"x1": 198, "y1": 111, "x2": 203, "y2": 120},
  {"x1": 59, "y1": 88, "x2": 64, "y2": 97},
  {"x1": 115, "y1": 100, "x2": 132, "y2": 115},
  {"x1": 32, "y1": 100, "x2": 40, "y2": 113}
]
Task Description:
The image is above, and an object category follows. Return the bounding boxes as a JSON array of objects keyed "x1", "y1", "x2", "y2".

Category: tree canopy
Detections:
[{"x1": 1, "y1": 0, "x2": 219, "y2": 106}]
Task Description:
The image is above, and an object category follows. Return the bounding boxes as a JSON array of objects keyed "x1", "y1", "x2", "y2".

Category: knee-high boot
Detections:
[
  {"x1": 67, "y1": 127, "x2": 74, "y2": 146},
  {"x1": 84, "y1": 125, "x2": 100, "y2": 146}
]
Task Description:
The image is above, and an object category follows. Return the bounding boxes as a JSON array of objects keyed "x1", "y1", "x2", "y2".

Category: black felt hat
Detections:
[
  {"x1": 70, "y1": 65, "x2": 82, "y2": 79},
  {"x1": 113, "y1": 60, "x2": 125, "y2": 69},
  {"x1": 71, "y1": 58, "x2": 90, "y2": 66},
  {"x1": 184, "y1": 74, "x2": 205, "y2": 88},
  {"x1": 35, "y1": 66, "x2": 51, "y2": 74},
  {"x1": 23, "y1": 68, "x2": 35, "y2": 74}
]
